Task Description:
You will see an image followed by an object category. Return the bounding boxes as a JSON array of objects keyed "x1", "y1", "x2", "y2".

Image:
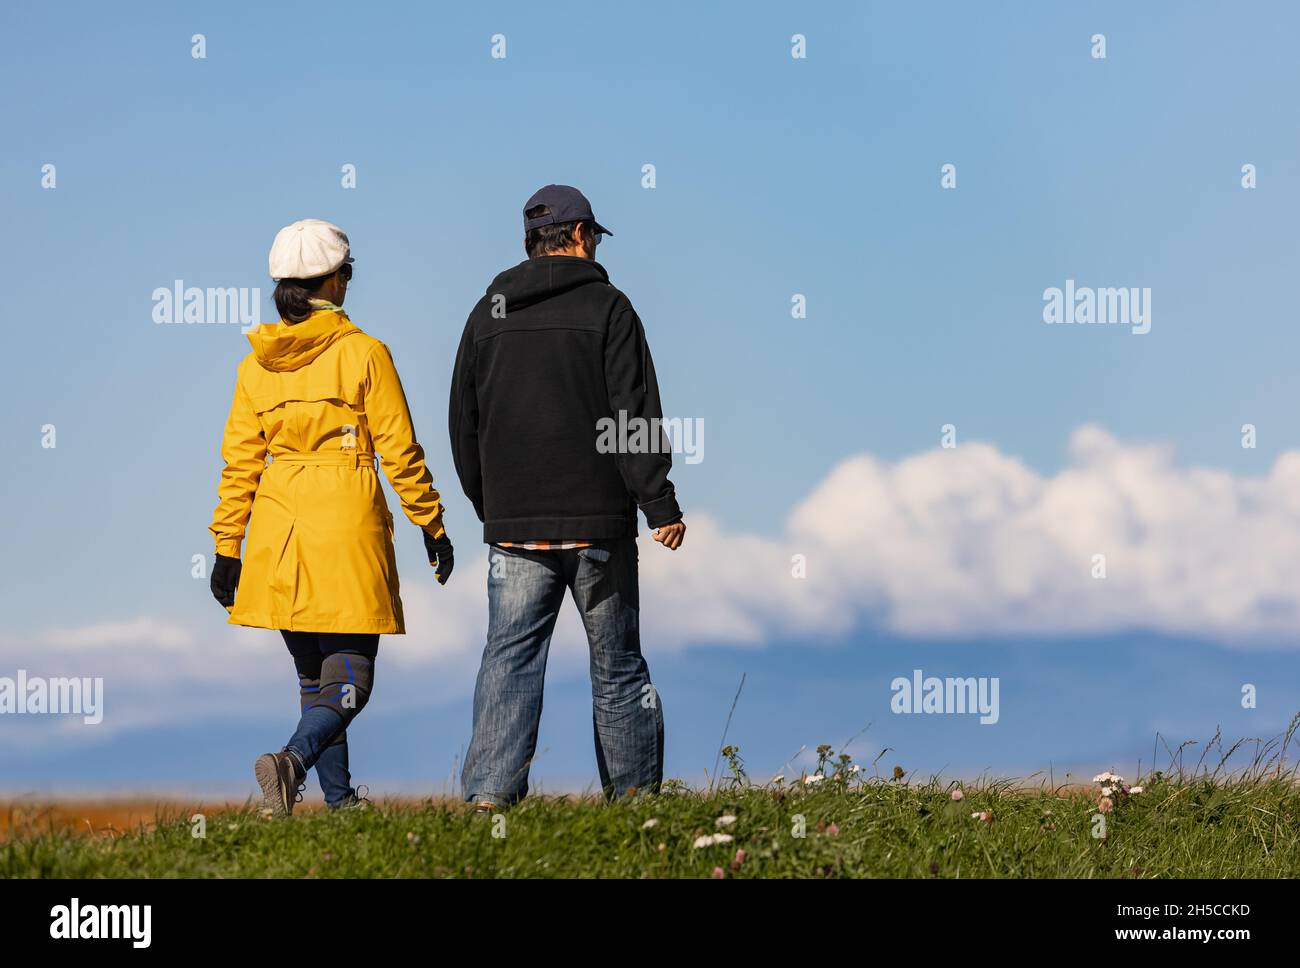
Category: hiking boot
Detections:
[
  {"x1": 255, "y1": 750, "x2": 306, "y2": 817},
  {"x1": 329, "y1": 785, "x2": 372, "y2": 812}
]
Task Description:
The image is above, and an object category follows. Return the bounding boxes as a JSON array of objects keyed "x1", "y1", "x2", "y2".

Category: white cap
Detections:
[{"x1": 268, "y1": 219, "x2": 353, "y2": 281}]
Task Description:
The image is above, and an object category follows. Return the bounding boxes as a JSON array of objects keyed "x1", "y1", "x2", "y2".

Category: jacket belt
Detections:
[{"x1": 271, "y1": 451, "x2": 376, "y2": 468}]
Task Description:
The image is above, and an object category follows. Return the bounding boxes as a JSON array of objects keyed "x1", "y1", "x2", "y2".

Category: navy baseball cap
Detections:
[{"x1": 523, "y1": 184, "x2": 613, "y2": 237}]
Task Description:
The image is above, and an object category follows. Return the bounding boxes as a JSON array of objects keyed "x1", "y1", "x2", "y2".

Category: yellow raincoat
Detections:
[{"x1": 209, "y1": 303, "x2": 445, "y2": 634}]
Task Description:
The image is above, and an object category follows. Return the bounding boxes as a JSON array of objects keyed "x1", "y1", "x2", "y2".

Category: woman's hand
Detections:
[
  {"x1": 423, "y1": 528, "x2": 454, "y2": 586},
  {"x1": 210, "y1": 554, "x2": 242, "y2": 608}
]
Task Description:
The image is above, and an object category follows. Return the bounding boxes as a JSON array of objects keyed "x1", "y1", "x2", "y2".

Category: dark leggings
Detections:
[{"x1": 280, "y1": 631, "x2": 379, "y2": 806}]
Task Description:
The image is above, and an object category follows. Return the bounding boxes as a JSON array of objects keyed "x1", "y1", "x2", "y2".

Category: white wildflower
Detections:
[{"x1": 692, "y1": 833, "x2": 735, "y2": 849}]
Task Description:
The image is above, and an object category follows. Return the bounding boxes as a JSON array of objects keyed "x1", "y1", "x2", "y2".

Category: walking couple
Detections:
[{"x1": 207, "y1": 185, "x2": 685, "y2": 816}]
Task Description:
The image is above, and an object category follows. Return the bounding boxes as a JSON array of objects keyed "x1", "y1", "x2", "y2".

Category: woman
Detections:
[{"x1": 208, "y1": 218, "x2": 454, "y2": 816}]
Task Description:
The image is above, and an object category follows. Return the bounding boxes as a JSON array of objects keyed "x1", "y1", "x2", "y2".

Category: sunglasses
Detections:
[{"x1": 340, "y1": 262, "x2": 354, "y2": 281}]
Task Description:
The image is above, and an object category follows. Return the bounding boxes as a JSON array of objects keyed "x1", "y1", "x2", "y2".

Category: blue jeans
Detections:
[
  {"x1": 461, "y1": 539, "x2": 664, "y2": 804},
  {"x1": 281, "y1": 631, "x2": 378, "y2": 808}
]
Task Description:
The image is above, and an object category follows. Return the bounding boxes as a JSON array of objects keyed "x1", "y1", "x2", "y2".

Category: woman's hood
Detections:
[{"x1": 246, "y1": 306, "x2": 362, "y2": 372}]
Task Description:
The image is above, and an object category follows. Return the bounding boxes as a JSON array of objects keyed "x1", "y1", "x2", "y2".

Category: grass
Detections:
[{"x1": 7, "y1": 732, "x2": 1300, "y2": 877}]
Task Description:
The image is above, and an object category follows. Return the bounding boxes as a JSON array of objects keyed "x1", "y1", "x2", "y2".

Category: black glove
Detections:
[
  {"x1": 211, "y1": 554, "x2": 242, "y2": 608},
  {"x1": 423, "y1": 530, "x2": 454, "y2": 586}
]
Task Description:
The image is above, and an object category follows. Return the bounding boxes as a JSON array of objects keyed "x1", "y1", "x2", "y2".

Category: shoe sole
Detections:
[{"x1": 254, "y1": 753, "x2": 291, "y2": 817}]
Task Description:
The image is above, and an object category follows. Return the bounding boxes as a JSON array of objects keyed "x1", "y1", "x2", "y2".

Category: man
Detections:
[{"x1": 449, "y1": 184, "x2": 685, "y2": 809}]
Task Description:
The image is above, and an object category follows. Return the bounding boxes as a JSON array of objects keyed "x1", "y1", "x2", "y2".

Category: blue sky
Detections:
[{"x1": 3, "y1": 1, "x2": 1300, "y2": 797}]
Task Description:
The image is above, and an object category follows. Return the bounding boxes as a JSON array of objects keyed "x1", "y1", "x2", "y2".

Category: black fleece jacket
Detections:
[{"x1": 449, "y1": 256, "x2": 683, "y2": 543}]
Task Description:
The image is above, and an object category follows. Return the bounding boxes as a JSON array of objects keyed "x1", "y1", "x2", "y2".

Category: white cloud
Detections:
[
  {"x1": 774, "y1": 425, "x2": 1300, "y2": 639},
  {"x1": 40, "y1": 617, "x2": 194, "y2": 650}
]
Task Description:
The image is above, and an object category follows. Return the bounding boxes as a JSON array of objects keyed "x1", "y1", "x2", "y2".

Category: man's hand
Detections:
[
  {"x1": 652, "y1": 521, "x2": 686, "y2": 551},
  {"x1": 423, "y1": 527, "x2": 455, "y2": 585}
]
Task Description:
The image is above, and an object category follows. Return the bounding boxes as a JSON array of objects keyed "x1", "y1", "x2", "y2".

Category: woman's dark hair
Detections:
[
  {"x1": 525, "y1": 205, "x2": 595, "y2": 259},
  {"x1": 273, "y1": 274, "x2": 330, "y2": 323}
]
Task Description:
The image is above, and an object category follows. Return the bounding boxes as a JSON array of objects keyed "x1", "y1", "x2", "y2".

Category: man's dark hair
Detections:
[{"x1": 525, "y1": 205, "x2": 595, "y2": 259}]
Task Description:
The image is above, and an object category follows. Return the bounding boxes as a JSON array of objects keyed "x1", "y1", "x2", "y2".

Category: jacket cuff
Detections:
[
  {"x1": 640, "y1": 492, "x2": 683, "y2": 530},
  {"x1": 214, "y1": 538, "x2": 242, "y2": 559}
]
